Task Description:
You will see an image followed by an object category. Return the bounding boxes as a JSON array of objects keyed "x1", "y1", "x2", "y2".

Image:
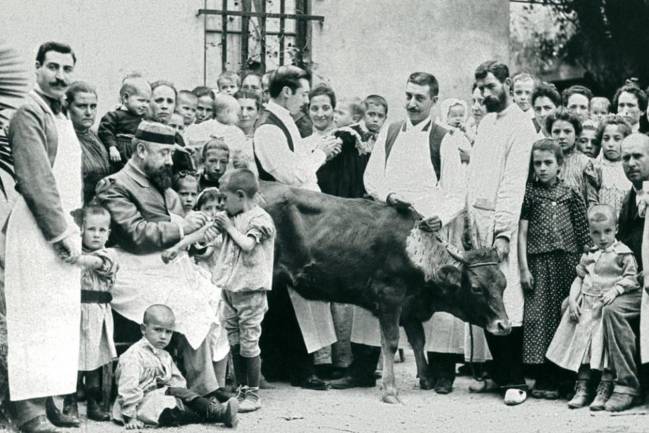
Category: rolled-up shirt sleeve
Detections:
[
  {"x1": 8, "y1": 105, "x2": 71, "y2": 242},
  {"x1": 254, "y1": 125, "x2": 325, "y2": 186}
]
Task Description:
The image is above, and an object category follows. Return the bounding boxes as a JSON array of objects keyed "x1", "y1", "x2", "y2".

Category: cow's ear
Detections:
[{"x1": 437, "y1": 265, "x2": 462, "y2": 288}]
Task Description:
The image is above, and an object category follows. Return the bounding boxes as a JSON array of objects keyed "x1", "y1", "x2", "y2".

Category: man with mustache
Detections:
[
  {"x1": 4, "y1": 41, "x2": 84, "y2": 433},
  {"x1": 466, "y1": 60, "x2": 538, "y2": 405},
  {"x1": 95, "y1": 121, "x2": 225, "y2": 404},
  {"x1": 340, "y1": 72, "x2": 466, "y2": 394}
]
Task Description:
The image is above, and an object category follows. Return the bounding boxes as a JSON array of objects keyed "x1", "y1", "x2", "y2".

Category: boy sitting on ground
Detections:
[{"x1": 113, "y1": 304, "x2": 239, "y2": 429}]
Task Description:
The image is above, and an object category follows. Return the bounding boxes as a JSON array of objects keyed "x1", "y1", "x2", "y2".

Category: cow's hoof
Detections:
[
  {"x1": 381, "y1": 394, "x2": 402, "y2": 404},
  {"x1": 419, "y1": 377, "x2": 435, "y2": 390}
]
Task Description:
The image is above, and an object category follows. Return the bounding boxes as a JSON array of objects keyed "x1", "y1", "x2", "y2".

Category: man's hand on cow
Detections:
[
  {"x1": 520, "y1": 268, "x2": 534, "y2": 293},
  {"x1": 182, "y1": 211, "x2": 210, "y2": 235},
  {"x1": 386, "y1": 193, "x2": 412, "y2": 212},
  {"x1": 493, "y1": 237, "x2": 510, "y2": 262},
  {"x1": 54, "y1": 234, "x2": 81, "y2": 264},
  {"x1": 109, "y1": 146, "x2": 122, "y2": 163},
  {"x1": 420, "y1": 216, "x2": 442, "y2": 233}
]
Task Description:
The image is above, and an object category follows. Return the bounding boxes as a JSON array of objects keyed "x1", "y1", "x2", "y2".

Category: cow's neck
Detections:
[{"x1": 405, "y1": 227, "x2": 461, "y2": 281}]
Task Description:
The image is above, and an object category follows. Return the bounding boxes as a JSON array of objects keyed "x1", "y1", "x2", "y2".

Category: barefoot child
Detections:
[
  {"x1": 113, "y1": 304, "x2": 238, "y2": 429},
  {"x1": 64, "y1": 205, "x2": 119, "y2": 422},
  {"x1": 546, "y1": 205, "x2": 639, "y2": 410}
]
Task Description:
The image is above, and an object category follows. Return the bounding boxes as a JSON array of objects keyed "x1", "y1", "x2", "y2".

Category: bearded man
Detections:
[{"x1": 96, "y1": 121, "x2": 223, "y2": 399}]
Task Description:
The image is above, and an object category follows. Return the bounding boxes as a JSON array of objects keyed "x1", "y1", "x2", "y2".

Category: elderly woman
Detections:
[{"x1": 65, "y1": 81, "x2": 111, "y2": 204}]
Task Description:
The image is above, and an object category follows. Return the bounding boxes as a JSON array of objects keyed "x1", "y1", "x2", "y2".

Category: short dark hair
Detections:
[
  {"x1": 172, "y1": 170, "x2": 198, "y2": 192},
  {"x1": 65, "y1": 81, "x2": 97, "y2": 105},
  {"x1": 202, "y1": 138, "x2": 229, "y2": 161},
  {"x1": 192, "y1": 86, "x2": 215, "y2": 100},
  {"x1": 234, "y1": 89, "x2": 263, "y2": 111},
  {"x1": 364, "y1": 94, "x2": 388, "y2": 115},
  {"x1": 529, "y1": 138, "x2": 564, "y2": 179},
  {"x1": 36, "y1": 41, "x2": 76, "y2": 65},
  {"x1": 545, "y1": 107, "x2": 583, "y2": 137},
  {"x1": 596, "y1": 114, "x2": 632, "y2": 145},
  {"x1": 562, "y1": 85, "x2": 593, "y2": 106},
  {"x1": 474, "y1": 60, "x2": 509, "y2": 83},
  {"x1": 221, "y1": 168, "x2": 259, "y2": 198},
  {"x1": 177, "y1": 90, "x2": 198, "y2": 103},
  {"x1": 194, "y1": 187, "x2": 221, "y2": 210},
  {"x1": 308, "y1": 84, "x2": 336, "y2": 108},
  {"x1": 269, "y1": 65, "x2": 310, "y2": 99},
  {"x1": 613, "y1": 83, "x2": 648, "y2": 112},
  {"x1": 82, "y1": 204, "x2": 110, "y2": 226},
  {"x1": 407, "y1": 72, "x2": 439, "y2": 97},
  {"x1": 531, "y1": 82, "x2": 561, "y2": 108}
]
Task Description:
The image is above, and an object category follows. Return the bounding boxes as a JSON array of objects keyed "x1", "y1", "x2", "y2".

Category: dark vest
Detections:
[
  {"x1": 384, "y1": 119, "x2": 447, "y2": 180},
  {"x1": 254, "y1": 109, "x2": 294, "y2": 181},
  {"x1": 618, "y1": 189, "x2": 645, "y2": 271}
]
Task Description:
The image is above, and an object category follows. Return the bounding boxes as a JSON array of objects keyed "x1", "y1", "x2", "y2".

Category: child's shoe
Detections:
[
  {"x1": 567, "y1": 380, "x2": 592, "y2": 409},
  {"x1": 589, "y1": 380, "x2": 613, "y2": 411},
  {"x1": 62, "y1": 394, "x2": 78, "y2": 419},
  {"x1": 239, "y1": 387, "x2": 262, "y2": 413},
  {"x1": 207, "y1": 397, "x2": 239, "y2": 428},
  {"x1": 235, "y1": 385, "x2": 248, "y2": 403}
]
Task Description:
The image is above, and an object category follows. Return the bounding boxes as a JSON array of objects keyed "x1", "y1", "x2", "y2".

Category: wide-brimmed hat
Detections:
[{"x1": 134, "y1": 120, "x2": 176, "y2": 146}]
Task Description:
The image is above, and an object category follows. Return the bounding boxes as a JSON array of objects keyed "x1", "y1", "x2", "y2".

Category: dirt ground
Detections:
[{"x1": 2, "y1": 356, "x2": 648, "y2": 433}]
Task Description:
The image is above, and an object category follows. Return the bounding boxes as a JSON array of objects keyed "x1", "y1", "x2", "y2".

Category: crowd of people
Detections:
[{"x1": 2, "y1": 39, "x2": 649, "y2": 433}]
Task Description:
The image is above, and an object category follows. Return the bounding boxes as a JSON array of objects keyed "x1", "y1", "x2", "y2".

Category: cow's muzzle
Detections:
[{"x1": 485, "y1": 319, "x2": 511, "y2": 336}]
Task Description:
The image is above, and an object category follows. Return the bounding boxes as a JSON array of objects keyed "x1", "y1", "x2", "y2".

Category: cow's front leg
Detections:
[
  {"x1": 403, "y1": 320, "x2": 432, "y2": 390},
  {"x1": 379, "y1": 306, "x2": 402, "y2": 404}
]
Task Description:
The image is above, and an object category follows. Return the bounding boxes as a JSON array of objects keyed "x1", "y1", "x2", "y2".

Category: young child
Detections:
[
  {"x1": 217, "y1": 71, "x2": 240, "y2": 96},
  {"x1": 334, "y1": 97, "x2": 365, "y2": 128},
  {"x1": 173, "y1": 171, "x2": 200, "y2": 215},
  {"x1": 512, "y1": 72, "x2": 536, "y2": 114},
  {"x1": 113, "y1": 304, "x2": 238, "y2": 429},
  {"x1": 63, "y1": 205, "x2": 119, "y2": 422},
  {"x1": 361, "y1": 94, "x2": 388, "y2": 136},
  {"x1": 518, "y1": 138, "x2": 591, "y2": 399},
  {"x1": 577, "y1": 119, "x2": 600, "y2": 158},
  {"x1": 596, "y1": 115, "x2": 633, "y2": 217},
  {"x1": 192, "y1": 86, "x2": 215, "y2": 124},
  {"x1": 546, "y1": 205, "x2": 639, "y2": 410},
  {"x1": 168, "y1": 112, "x2": 185, "y2": 135},
  {"x1": 439, "y1": 98, "x2": 472, "y2": 165},
  {"x1": 98, "y1": 76, "x2": 151, "y2": 169},
  {"x1": 546, "y1": 108, "x2": 600, "y2": 208},
  {"x1": 211, "y1": 169, "x2": 275, "y2": 413},
  {"x1": 176, "y1": 90, "x2": 198, "y2": 127},
  {"x1": 199, "y1": 139, "x2": 230, "y2": 190},
  {"x1": 590, "y1": 97, "x2": 611, "y2": 124},
  {"x1": 185, "y1": 94, "x2": 246, "y2": 168}
]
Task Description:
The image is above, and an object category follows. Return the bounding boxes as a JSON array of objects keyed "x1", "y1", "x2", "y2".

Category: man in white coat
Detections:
[
  {"x1": 467, "y1": 60, "x2": 538, "y2": 405},
  {"x1": 253, "y1": 65, "x2": 342, "y2": 389},
  {"x1": 332, "y1": 72, "x2": 466, "y2": 393}
]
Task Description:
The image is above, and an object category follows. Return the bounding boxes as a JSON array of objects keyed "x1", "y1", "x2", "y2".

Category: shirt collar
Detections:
[
  {"x1": 140, "y1": 337, "x2": 163, "y2": 356},
  {"x1": 267, "y1": 100, "x2": 292, "y2": 123},
  {"x1": 404, "y1": 115, "x2": 433, "y2": 133},
  {"x1": 34, "y1": 84, "x2": 64, "y2": 115},
  {"x1": 495, "y1": 102, "x2": 518, "y2": 119}
]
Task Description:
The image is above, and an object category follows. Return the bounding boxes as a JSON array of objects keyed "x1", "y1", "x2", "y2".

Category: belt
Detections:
[{"x1": 81, "y1": 290, "x2": 113, "y2": 304}]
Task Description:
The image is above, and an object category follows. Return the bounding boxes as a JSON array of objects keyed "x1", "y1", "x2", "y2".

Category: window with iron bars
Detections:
[{"x1": 198, "y1": 0, "x2": 324, "y2": 86}]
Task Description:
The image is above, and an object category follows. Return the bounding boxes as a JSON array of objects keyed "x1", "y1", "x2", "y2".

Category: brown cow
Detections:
[{"x1": 257, "y1": 182, "x2": 510, "y2": 403}]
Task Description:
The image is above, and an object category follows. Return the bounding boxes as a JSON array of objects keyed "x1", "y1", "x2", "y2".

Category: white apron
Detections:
[
  {"x1": 350, "y1": 305, "x2": 408, "y2": 348},
  {"x1": 288, "y1": 287, "x2": 336, "y2": 353},
  {"x1": 639, "y1": 207, "x2": 649, "y2": 363},
  {"x1": 111, "y1": 250, "x2": 217, "y2": 350},
  {"x1": 5, "y1": 93, "x2": 82, "y2": 400}
]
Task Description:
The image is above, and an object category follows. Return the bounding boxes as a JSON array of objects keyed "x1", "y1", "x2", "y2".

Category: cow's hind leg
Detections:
[
  {"x1": 403, "y1": 320, "x2": 432, "y2": 390},
  {"x1": 379, "y1": 306, "x2": 402, "y2": 404}
]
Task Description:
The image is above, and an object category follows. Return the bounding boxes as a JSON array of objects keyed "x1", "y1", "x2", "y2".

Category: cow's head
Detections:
[{"x1": 435, "y1": 247, "x2": 510, "y2": 336}]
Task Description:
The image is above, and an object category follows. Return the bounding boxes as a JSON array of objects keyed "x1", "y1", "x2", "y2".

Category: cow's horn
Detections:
[{"x1": 445, "y1": 244, "x2": 467, "y2": 264}]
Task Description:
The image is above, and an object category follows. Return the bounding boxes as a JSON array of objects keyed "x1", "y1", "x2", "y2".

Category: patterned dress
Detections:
[
  {"x1": 560, "y1": 148, "x2": 600, "y2": 208},
  {"x1": 79, "y1": 248, "x2": 119, "y2": 371},
  {"x1": 597, "y1": 158, "x2": 631, "y2": 218},
  {"x1": 520, "y1": 180, "x2": 590, "y2": 364}
]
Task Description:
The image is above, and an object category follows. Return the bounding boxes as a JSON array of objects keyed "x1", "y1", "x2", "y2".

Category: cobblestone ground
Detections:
[{"x1": 2, "y1": 356, "x2": 647, "y2": 433}]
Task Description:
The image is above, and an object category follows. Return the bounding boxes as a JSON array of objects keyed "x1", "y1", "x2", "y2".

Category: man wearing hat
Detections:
[{"x1": 96, "y1": 121, "x2": 221, "y2": 397}]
